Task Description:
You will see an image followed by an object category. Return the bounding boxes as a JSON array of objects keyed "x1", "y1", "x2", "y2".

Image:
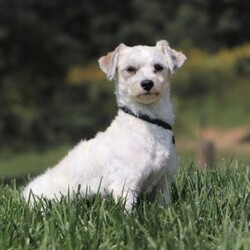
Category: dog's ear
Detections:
[
  {"x1": 156, "y1": 40, "x2": 186, "y2": 74},
  {"x1": 98, "y1": 43, "x2": 127, "y2": 81}
]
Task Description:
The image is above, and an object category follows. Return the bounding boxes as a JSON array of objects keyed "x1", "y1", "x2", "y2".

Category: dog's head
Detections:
[{"x1": 98, "y1": 40, "x2": 186, "y2": 106}]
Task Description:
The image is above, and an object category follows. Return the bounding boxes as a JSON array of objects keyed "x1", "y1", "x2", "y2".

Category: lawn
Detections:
[
  {"x1": 0, "y1": 146, "x2": 70, "y2": 178},
  {"x1": 0, "y1": 161, "x2": 249, "y2": 249}
]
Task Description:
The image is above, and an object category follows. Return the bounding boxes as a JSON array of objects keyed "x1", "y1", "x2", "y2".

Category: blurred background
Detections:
[{"x1": 0, "y1": 0, "x2": 249, "y2": 180}]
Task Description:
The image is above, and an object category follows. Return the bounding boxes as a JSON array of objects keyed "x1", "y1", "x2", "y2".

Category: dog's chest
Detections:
[
  {"x1": 135, "y1": 128, "x2": 173, "y2": 192},
  {"x1": 145, "y1": 129, "x2": 171, "y2": 169},
  {"x1": 108, "y1": 113, "x2": 174, "y2": 176},
  {"x1": 127, "y1": 124, "x2": 172, "y2": 170}
]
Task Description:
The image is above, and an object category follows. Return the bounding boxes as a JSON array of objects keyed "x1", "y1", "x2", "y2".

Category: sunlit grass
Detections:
[{"x1": 0, "y1": 162, "x2": 249, "y2": 249}]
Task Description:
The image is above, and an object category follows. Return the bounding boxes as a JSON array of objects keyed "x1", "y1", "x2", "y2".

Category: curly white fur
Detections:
[{"x1": 23, "y1": 40, "x2": 186, "y2": 211}]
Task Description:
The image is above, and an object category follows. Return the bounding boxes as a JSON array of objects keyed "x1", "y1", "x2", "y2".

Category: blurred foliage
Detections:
[
  {"x1": 173, "y1": 44, "x2": 250, "y2": 97},
  {"x1": 0, "y1": 0, "x2": 249, "y2": 150},
  {"x1": 173, "y1": 44, "x2": 250, "y2": 131}
]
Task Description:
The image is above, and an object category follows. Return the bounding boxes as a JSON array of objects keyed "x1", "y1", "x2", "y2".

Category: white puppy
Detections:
[{"x1": 23, "y1": 40, "x2": 186, "y2": 211}]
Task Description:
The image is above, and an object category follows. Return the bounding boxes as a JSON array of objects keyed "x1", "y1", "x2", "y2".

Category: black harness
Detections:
[{"x1": 119, "y1": 106, "x2": 175, "y2": 144}]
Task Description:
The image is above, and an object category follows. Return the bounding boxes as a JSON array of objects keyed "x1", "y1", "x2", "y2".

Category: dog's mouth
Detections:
[
  {"x1": 143, "y1": 92, "x2": 159, "y2": 96},
  {"x1": 139, "y1": 91, "x2": 160, "y2": 97},
  {"x1": 136, "y1": 92, "x2": 160, "y2": 104}
]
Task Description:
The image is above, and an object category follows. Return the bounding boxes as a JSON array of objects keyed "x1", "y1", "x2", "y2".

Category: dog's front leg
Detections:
[
  {"x1": 108, "y1": 181, "x2": 138, "y2": 212},
  {"x1": 122, "y1": 190, "x2": 136, "y2": 212},
  {"x1": 149, "y1": 175, "x2": 171, "y2": 206}
]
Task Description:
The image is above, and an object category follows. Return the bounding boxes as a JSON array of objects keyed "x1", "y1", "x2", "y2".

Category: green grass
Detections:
[
  {"x1": 0, "y1": 163, "x2": 249, "y2": 249},
  {"x1": 0, "y1": 146, "x2": 70, "y2": 177}
]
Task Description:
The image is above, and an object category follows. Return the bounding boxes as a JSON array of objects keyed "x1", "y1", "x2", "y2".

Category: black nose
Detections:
[{"x1": 141, "y1": 80, "x2": 154, "y2": 91}]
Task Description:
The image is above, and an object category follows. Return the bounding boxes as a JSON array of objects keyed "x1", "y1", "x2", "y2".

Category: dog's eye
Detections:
[
  {"x1": 126, "y1": 66, "x2": 137, "y2": 73},
  {"x1": 154, "y1": 64, "x2": 164, "y2": 72}
]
